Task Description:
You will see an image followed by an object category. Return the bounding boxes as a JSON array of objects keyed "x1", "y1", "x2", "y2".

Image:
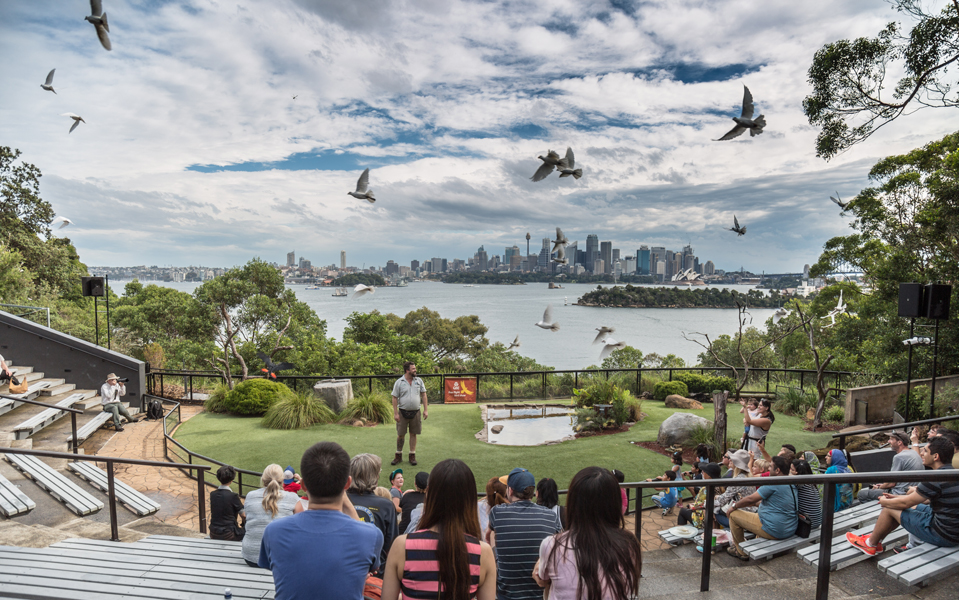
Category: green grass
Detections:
[{"x1": 173, "y1": 399, "x2": 834, "y2": 494}]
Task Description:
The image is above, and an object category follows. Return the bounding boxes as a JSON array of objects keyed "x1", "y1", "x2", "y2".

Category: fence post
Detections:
[
  {"x1": 70, "y1": 412, "x2": 79, "y2": 455},
  {"x1": 542, "y1": 372, "x2": 546, "y2": 398},
  {"x1": 700, "y1": 485, "x2": 715, "y2": 592},
  {"x1": 800, "y1": 371, "x2": 804, "y2": 391},
  {"x1": 107, "y1": 460, "x2": 120, "y2": 541},
  {"x1": 198, "y1": 469, "x2": 207, "y2": 534},
  {"x1": 815, "y1": 482, "x2": 837, "y2": 600},
  {"x1": 766, "y1": 370, "x2": 770, "y2": 394},
  {"x1": 669, "y1": 369, "x2": 673, "y2": 381},
  {"x1": 510, "y1": 374, "x2": 514, "y2": 400}
]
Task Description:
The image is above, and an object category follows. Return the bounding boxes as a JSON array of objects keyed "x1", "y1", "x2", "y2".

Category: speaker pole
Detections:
[
  {"x1": 105, "y1": 275, "x2": 111, "y2": 350},
  {"x1": 930, "y1": 319, "x2": 940, "y2": 418},
  {"x1": 94, "y1": 295, "x2": 100, "y2": 347},
  {"x1": 905, "y1": 317, "x2": 914, "y2": 423}
]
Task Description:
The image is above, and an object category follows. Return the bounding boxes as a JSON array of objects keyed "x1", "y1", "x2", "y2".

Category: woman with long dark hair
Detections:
[
  {"x1": 743, "y1": 398, "x2": 775, "y2": 452},
  {"x1": 536, "y1": 477, "x2": 568, "y2": 529},
  {"x1": 535, "y1": 466, "x2": 642, "y2": 600},
  {"x1": 382, "y1": 459, "x2": 496, "y2": 600}
]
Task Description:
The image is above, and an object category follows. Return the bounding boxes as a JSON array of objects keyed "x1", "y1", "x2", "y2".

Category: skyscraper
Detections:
[
  {"x1": 431, "y1": 257, "x2": 443, "y2": 273},
  {"x1": 612, "y1": 249, "x2": 620, "y2": 265},
  {"x1": 538, "y1": 238, "x2": 551, "y2": 270},
  {"x1": 600, "y1": 241, "x2": 612, "y2": 274},
  {"x1": 340, "y1": 251, "x2": 346, "y2": 269},
  {"x1": 650, "y1": 246, "x2": 665, "y2": 276},
  {"x1": 286, "y1": 251, "x2": 295, "y2": 267},
  {"x1": 385, "y1": 260, "x2": 399, "y2": 276},
  {"x1": 638, "y1": 246, "x2": 651, "y2": 275},
  {"x1": 411, "y1": 259, "x2": 420, "y2": 271},
  {"x1": 474, "y1": 246, "x2": 488, "y2": 271},
  {"x1": 567, "y1": 241, "x2": 578, "y2": 266},
  {"x1": 586, "y1": 235, "x2": 599, "y2": 273}
]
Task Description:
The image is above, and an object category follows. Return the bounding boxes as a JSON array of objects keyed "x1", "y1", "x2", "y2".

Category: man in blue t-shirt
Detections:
[
  {"x1": 726, "y1": 456, "x2": 798, "y2": 560},
  {"x1": 259, "y1": 442, "x2": 383, "y2": 600}
]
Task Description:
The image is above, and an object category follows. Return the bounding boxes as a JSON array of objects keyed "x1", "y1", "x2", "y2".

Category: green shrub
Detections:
[
  {"x1": 673, "y1": 372, "x2": 735, "y2": 395},
  {"x1": 340, "y1": 390, "x2": 395, "y2": 424},
  {"x1": 203, "y1": 383, "x2": 231, "y2": 414},
  {"x1": 823, "y1": 405, "x2": 845, "y2": 423},
  {"x1": 573, "y1": 379, "x2": 619, "y2": 408},
  {"x1": 262, "y1": 391, "x2": 336, "y2": 429},
  {"x1": 688, "y1": 422, "x2": 715, "y2": 448},
  {"x1": 223, "y1": 379, "x2": 289, "y2": 416},
  {"x1": 897, "y1": 385, "x2": 931, "y2": 421},
  {"x1": 774, "y1": 386, "x2": 816, "y2": 416},
  {"x1": 653, "y1": 380, "x2": 689, "y2": 400},
  {"x1": 573, "y1": 407, "x2": 608, "y2": 433}
]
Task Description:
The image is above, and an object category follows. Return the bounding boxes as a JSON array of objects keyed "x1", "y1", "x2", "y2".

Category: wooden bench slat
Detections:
[
  {"x1": 798, "y1": 525, "x2": 908, "y2": 570},
  {"x1": 51, "y1": 539, "x2": 248, "y2": 564},
  {"x1": 878, "y1": 543, "x2": 959, "y2": 587},
  {"x1": 66, "y1": 412, "x2": 113, "y2": 447},
  {"x1": 67, "y1": 461, "x2": 160, "y2": 516},
  {"x1": 2, "y1": 454, "x2": 103, "y2": 515},
  {"x1": 0, "y1": 473, "x2": 35, "y2": 517},
  {"x1": 12, "y1": 393, "x2": 85, "y2": 439},
  {"x1": 739, "y1": 502, "x2": 884, "y2": 560}
]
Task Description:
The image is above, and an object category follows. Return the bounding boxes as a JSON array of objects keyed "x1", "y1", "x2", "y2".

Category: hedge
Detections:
[
  {"x1": 653, "y1": 380, "x2": 689, "y2": 400},
  {"x1": 672, "y1": 372, "x2": 735, "y2": 395},
  {"x1": 224, "y1": 379, "x2": 291, "y2": 416}
]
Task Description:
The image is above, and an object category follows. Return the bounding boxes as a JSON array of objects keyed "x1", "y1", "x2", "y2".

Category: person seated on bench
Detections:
[
  {"x1": 677, "y1": 463, "x2": 722, "y2": 528},
  {"x1": 858, "y1": 431, "x2": 923, "y2": 503},
  {"x1": 242, "y1": 464, "x2": 299, "y2": 567},
  {"x1": 647, "y1": 470, "x2": 680, "y2": 516},
  {"x1": 913, "y1": 427, "x2": 959, "y2": 469},
  {"x1": 790, "y1": 459, "x2": 822, "y2": 529},
  {"x1": 210, "y1": 465, "x2": 246, "y2": 541},
  {"x1": 715, "y1": 450, "x2": 755, "y2": 528},
  {"x1": 726, "y1": 456, "x2": 798, "y2": 560},
  {"x1": 847, "y1": 437, "x2": 959, "y2": 556},
  {"x1": 0, "y1": 353, "x2": 13, "y2": 382},
  {"x1": 825, "y1": 450, "x2": 854, "y2": 512},
  {"x1": 100, "y1": 373, "x2": 138, "y2": 432},
  {"x1": 757, "y1": 440, "x2": 796, "y2": 463}
]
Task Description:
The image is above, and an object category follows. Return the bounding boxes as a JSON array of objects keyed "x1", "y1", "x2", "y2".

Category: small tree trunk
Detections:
[
  {"x1": 713, "y1": 390, "x2": 729, "y2": 455},
  {"x1": 812, "y1": 355, "x2": 835, "y2": 430}
]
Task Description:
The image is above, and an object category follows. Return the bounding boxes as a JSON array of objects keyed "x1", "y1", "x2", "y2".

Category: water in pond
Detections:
[{"x1": 486, "y1": 405, "x2": 574, "y2": 446}]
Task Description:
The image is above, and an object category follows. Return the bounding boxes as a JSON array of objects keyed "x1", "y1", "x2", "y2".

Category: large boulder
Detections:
[
  {"x1": 665, "y1": 395, "x2": 704, "y2": 410},
  {"x1": 657, "y1": 412, "x2": 713, "y2": 447},
  {"x1": 313, "y1": 379, "x2": 354, "y2": 413}
]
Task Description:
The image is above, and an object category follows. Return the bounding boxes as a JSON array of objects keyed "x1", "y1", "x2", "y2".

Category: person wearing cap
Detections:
[
  {"x1": 389, "y1": 469, "x2": 405, "y2": 514},
  {"x1": 856, "y1": 430, "x2": 923, "y2": 503},
  {"x1": 283, "y1": 466, "x2": 303, "y2": 496},
  {"x1": 100, "y1": 373, "x2": 137, "y2": 432},
  {"x1": 399, "y1": 471, "x2": 429, "y2": 533},
  {"x1": 676, "y1": 463, "x2": 722, "y2": 529},
  {"x1": 487, "y1": 467, "x2": 562, "y2": 600},
  {"x1": 391, "y1": 361, "x2": 428, "y2": 466},
  {"x1": 714, "y1": 450, "x2": 756, "y2": 528}
]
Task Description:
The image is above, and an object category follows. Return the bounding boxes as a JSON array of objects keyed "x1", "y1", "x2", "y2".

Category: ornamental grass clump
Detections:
[
  {"x1": 340, "y1": 390, "x2": 395, "y2": 424},
  {"x1": 204, "y1": 383, "x2": 231, "y2": 414},
  {"x1": 262, "y1": 391, "x2": 336, "y2": 430}
]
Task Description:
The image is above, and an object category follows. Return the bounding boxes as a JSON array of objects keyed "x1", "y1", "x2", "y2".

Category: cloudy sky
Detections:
[{"x1": 2, "y1": 0, "x2": 957, "y2": 272}]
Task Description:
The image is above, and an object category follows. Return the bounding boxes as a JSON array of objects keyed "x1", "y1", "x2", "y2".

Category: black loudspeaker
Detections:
[
  {"x1": 925, "y1": 284, "x2": 952, "y2": 320},
  {"x1": 81, "y1": 276, "x2": 105, "y2": 297},
  {"x1": 898, "y1": 283, "x2": 925, "y2": 318}
]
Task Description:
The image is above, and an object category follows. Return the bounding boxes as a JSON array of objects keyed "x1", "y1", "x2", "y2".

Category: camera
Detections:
[{"x1": 116, "y1": 377, "x2": 130, "y2": 383}]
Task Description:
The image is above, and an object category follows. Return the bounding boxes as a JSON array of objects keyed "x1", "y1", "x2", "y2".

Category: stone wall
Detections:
[{"x1": 844, "y1": 374, "x2": 959, "y2": 426}]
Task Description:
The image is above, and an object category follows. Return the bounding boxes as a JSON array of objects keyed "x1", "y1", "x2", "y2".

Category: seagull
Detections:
[
  {"x1": 822, "y1": 290, "x2": 847, "y2": 328},
  {"x1": 728, "y1": 215, "x2": 746, "y2": 236},
  {"x1": 507, "y1": 335, "x2": 521, "y2": 350},
  {"x1": 41, "y1": 69, "x2": 57, "y2": 94},
  {"x1": 352, "y1": 284, "x2": 374, "y2": 299},
  {"x1": 552, "y1": 243, "x2": 568, "y2": 265},
  {"x1": 715, "y1": 85, "x2": 766, "y2": 141},
  {"x1": 256, "y1": 351, "x2": 294, "y2": 380},
  {"x1": 772, "y1": 306, "x2": 790, "y2": 324},
  {"x1": 347, "y1": 168, "x2": 375, "y2": 203},
  {"x1": 593, "y1": 326, "x2": 615, "y2": 345},
  {"x1": 599, "y1": 337, "x2": 627, "y2": 361},
  {"x1": 552, "y1": 227, "x2": 569, "y2": 252},
  {"x1": 557, "y1": 147, "x2": 582, "y2": 179},
  {"x1": 531, "y1": 149, "x2": 565, "y2": 182},
  {"x1": 85, "y1": 0, "x2": 111, "y2": 51},
  {"x1": 830, "y1": 192, "x2": 849, "y2": 212},
  {"x1": 534, "y1": 304, "x2": 560, "y2": 332},
  {"x1": 50, "y1": 216, "x2": 72, "y2": 230},
  {"x1": 62, "y1": 113, "x2": 85, "y2": 133}
]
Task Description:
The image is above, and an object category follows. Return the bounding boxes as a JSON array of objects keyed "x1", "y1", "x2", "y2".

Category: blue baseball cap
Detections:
[{"x1": 507, "y1": 467, "x2": 535, "y2": 492}]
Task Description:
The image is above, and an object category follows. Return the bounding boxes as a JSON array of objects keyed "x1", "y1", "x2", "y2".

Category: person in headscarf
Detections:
[{"x1": 824, "y1": 449, "x2": 853, "y2": 512}]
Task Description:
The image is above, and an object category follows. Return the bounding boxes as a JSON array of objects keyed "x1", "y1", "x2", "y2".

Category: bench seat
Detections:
[
  {"x1": 11, "y1": 392, "x2": 83, "y2": 440},
  {"x1": 740, "y1": 500, "x2": 881, "y2": 560},
  {"x1": 65, "y1": 412, "x2": 113, "y2": 448},
  {"x1": 2, "y1": 453, "x2": 103, "y2": 516},
  {"x1": 878, "y1": 541, "x2": 959, "y2": 587},
  {"x1": 797, "y1": 524, "x2": 909, "y2": 570},
  {"x1": 0, "y1": 472, "x2": 35, "y2": 517},
  {"x1": 67, "y1": 461, "x2": 160, "y2": 516},
  {"x1": 0, "y1": 381, "x2": 50, "y2": 415}
]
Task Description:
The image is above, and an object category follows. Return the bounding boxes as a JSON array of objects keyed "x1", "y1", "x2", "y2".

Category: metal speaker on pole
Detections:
[
  {"x1": 898, "y1": 283, "x2": 926, "y2": 318},
  {"x1": 925, "y1": 284, "x2": 952, "y2": 320},
  {"x1": 81, "y1": 276, "x2": 106, "y2": 297}
]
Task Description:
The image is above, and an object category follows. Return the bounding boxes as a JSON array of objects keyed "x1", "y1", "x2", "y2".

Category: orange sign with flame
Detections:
[{"x1": 444, "y1": 378, "x2": 477, "y2": 403}]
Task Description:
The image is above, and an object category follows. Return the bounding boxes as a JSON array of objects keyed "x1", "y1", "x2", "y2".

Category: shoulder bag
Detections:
[{"x1": 792, "y1": 486, "x2": 812, "y2": 538}]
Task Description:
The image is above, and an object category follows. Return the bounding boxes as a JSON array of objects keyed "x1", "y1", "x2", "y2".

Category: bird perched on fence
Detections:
[
  {"x1": 557, "y1": 147, "x2": 582, "y2": 179},
  {"x1": 593, "y1": 326, "x2": 615, "y2": 345},
  {"x1": 41, "y1": 69, "x2": 57, "y2": 94},
  {"x1": 715, "y1": 85, "x2": 765, "y2": 141},
  {"x1": 535, "y1": 304, "x2": 560, "y2": 332},
  {"x1": 352, "y1": 284, "x2": 374, "y2": 299},
  {"x1": 257, "y1": 351, "x2": 294, "y2": 380},
  {"x1": 728, "y1": 215, "x2": 746, "y2": 236},
  {"x1": 85, "y1": 0, "x2": 111, "y2": 51},
  {"x1": 507, "y1": 335, "x2": 521, "y2": 350},
  {"x1": 348, "y1": 168, "x2": 376, "y2": 203},
  {"x1": 531, "y1": 149, "x2": 567, "y2": 182}
]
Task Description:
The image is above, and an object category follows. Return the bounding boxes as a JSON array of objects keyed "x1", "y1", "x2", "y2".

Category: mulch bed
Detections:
[
  {"x1": 803, "y1": 421, "x2": 844, "y2": 432},
  {"x1": 575, "y1": 423, "x2": 633, "y2": 438},
  {"x1": 631, "y1": 440, "x2": 700, "y2": 465}
]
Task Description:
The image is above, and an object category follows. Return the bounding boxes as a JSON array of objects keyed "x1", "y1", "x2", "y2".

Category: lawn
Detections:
[{"x1": 173, "y1": 399, "x2": 835, "y2": 495}]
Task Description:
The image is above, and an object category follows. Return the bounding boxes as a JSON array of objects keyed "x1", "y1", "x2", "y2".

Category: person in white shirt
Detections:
[
  {"x1": 0, "y1": 353, "x2": 13, "y2": 380},
  {"x1": 100, "y1": 373, "x2": 137, "y2": 431}
]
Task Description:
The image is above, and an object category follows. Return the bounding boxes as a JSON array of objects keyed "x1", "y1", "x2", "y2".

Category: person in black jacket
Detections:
[{"x1": 210, "y1": 465, "x2": 246, "y2": 540}]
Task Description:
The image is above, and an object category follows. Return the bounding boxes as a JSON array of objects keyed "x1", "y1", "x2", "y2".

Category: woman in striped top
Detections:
[{"x1": 382, "y1": 458, "x2": 496, "y2": 600}]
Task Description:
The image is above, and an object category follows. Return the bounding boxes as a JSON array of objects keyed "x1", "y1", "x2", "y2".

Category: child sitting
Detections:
[
  {"x1": 647, "y1": 470, "x2": 680, "y2": 515},
  {"x1": 282, "y1": 467, "x2": 303, "y2": 495}
]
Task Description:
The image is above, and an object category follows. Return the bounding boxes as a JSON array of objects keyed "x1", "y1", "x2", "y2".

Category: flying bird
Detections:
[
  {"x1": 85, "y1": 0, "x2": 111, "y2": 51},
  {"x1": 347, "y1": 168, "x2": 376, "y2": 203},
  {"x1": 593, "y1": 326, "x2": 615, "y2": 345},
  {"x1": 256, "y1": 351, "x2": 294, "y2": 380},
  {"x1": 352, "y1": 284, "x2": 374, "y2": 299},
  {"x1": 728, "y1": 215, "x2": 746, "y2": 236},
  {"x1": 507, "y1": 335, "x2": 521, "y2": 350},
  {"x1": 772, "y1": 307, "x2": 790, "y2": 324},
  {"x1": 557, "y1": 147, "x2": 582, "y2": 179},
  {"x1": 534, "y1": 304, "x2": 560, "y2": 332},
  {"x1": 292, "y1": 95, "x2": 298, "y2": 100},
  {"x1": 531, "y1": 149, "x2": 565, "y2": 182},
  {"x1": 715, "y1": 85, "x2": 766, "y2": 141},
  {"x1": 552, "y1": 244, "x2": 568, "y2": 265},
  {"x1": 50, "y1": 216, "x2": 72, "y2": 230},
  {"x1": 62, "y1": 113, "x2": 85, "y2": 133},
  {"x1": 599, "y1": 338, "x2": 627, "y2": 361},
  {"x1": 830, "y1": 192, "x2": 849, "y2": 213},
  {"x1": 822, "y1": 290, "x2": 847, "y2": 328},
  {"x1": 41, "y1": 69, "x2": 57, "y2": 94},
  {"x1": 552, "y1": 227, "x2": 568, "y2": 252}
]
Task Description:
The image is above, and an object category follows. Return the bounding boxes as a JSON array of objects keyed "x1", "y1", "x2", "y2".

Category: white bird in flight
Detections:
[
  {"x1": 551, "y1": 227, "x2": 568, "y2": 252},
  {"x1": 41, "y1": 69, "x2": 57, "y2": 94},
  {"x1": 62, "y1": 113, "x2": 85, "y2": 133},
  {"x1": 593, "y1": 326, "x2": 615, "y2": 345},
  {"x1": 599, "y1": 337, "x2": 627, "y2": 361},
  {"x1": 772, "y1": 307, "x2": 790, "y2": 324},
  {"x1": 534, "y1": 304, "x2": 560, "y2": 332},
  {"x1": 531, "y1": 149, "x2": 566, "y2": 182},
  {"x1": 351, "y1": 284, "x2": 374, "y2": 299},
  {"x1": 822, "y1": 290, "x2": 847, "y2": 328},
  {"x1": 85, "y1": 0, "x2": 111, "y2": 51},
  {"x1": 50, "y1": 216, "x2": 72, "y2": 230},
  {"x1": 557, "y1": 147, "x2": 582, "y2": 179},
  {"x1": 715, "y1": 85, "x2": 766, "y2": 141},
  {"x1": 507, "y1": 335, "x2": 521, "y2": 350},
  {"x1": 347, "y1": 168, "x2": 376, "y2": 203}
]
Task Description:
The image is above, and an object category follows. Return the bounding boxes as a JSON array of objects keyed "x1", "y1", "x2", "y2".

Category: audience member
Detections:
[
  {"x1": 759, "y1": 440, "x2": 796, "y2": 463},
  {"x1": 695, "y1": 443, "x2": 712, "y2": 463},
  {"x1": 936, "y1": 429, "x2": 959, "y2": 469},
  {"x1": 534, "y1": 466, "x2": 642, "y2": 600},
  {"x1": 398, "y1": 471, "x2": 428, "y2": 533},
  {"x1": 242, "y1": 464, "x2": 300, "y2": 567},
  {"x1": 682, "y1": 462, "x2": 703, "y2": 496},
  {"x1": 720, "y1": 450, "x2": 735, "y2": 479},
  {"x1": 647, "y1": 470, "x2": 680, "y2": 515},
  {"x1": 478, "y1": 476, "x2": 509, "y2": 540},
  {"x1": 743, "y1": 399, "x2": 775, "y2": 452},
  {"x1": 536, "y1": 478, "x2": 568, "y2": 530},
  {"x1": 714, "y1": 450, "x2": 754, "y2": 528},
  {"x1": 100, "y1": 373, "x2": 138, "y2": 432},
  {"x1": 726, "y1": 456, "x2": 798, "y2": 560},
  {"x1": 748, "y1": 453, "x2": 770, "y2": 477},
  {"x1": 847, "y1": 437, "x2": 959, "y2": 556},
  {"x1": 670, "y1": 451, "x2": 683, "y2": 474},
  {"x1": 739, "y1": 399, "x2": 759, "y2": 447},
  {"x1": 487, "y1": 468, "x2": 562, "y2": 600},
  {"x1": 282, "y1": 466, "x2": 303, "y2": 495},
  {"x1": 677, "y1": 463, "x2": 721, "y2": 528},
  {"x1": 258, "y1": 442, "x2": 383, "y2": 600},
  {"x1": 824, "y1": 449, "x2": 854, "y2": 512},
  {"x1": 209, "y1": 465, "x2": 245, "y2": 541},
  {"x1": 381, "y1": 459, "x2": 496, "y2": 600},
  {"x1": 387, "y1": 468, "x2": 404, "y2": 513},
  {"x1": 374, "y1": 486, "x2": 393, "y2": 501},
  {"x1": 347, "y1": 453, "x2": 399, "y2": 573},
  {"x1": 789, "y1": 460, "x2": 823, "y2": 529},
  {"x1": 611, "y1": 469, "x2": 628, "y2": 515},
  {"x1": 858, "y1": 431, "x2": 923, "y2": 502}
]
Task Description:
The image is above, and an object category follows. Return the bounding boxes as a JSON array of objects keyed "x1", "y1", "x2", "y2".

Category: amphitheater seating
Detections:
[
  {"x1": 797, "y1": 524, "x2": 909, "y2": 571},
  {"x1": 0, "y1": 471, "x2": 35, "y2": 517},
  {"x1": 878, "y1": 542, "x2": 959, "y2": 587},
  {"x1": 65, "y1": 411, "x2": 113, "y2": 448},
  {"x1": 67, "y1": 461, "x2": 160, "y2": 516},
  {"x1": 0, "y1": 381, "x2": 50, "y2": 415},
  {"x1": 12, "y1": 393, "x2": 86, "y2": 440},
  {"x1": 2, "y1": 453, "x2": 103, "y2": 516}
]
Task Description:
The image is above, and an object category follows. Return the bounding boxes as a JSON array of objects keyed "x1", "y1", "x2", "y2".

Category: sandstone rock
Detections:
[
  {"x1": 314, "y1": 379, "x2": 354, "y2": 413},
  {"x1": 491, "y1": 425, "x2": 504, "y2": 434},
  {"x1": 657, "y1": 412, "x2": 713, "y2": 447},
  {"x1": 665, "y1": 395, "x2": 704, "y2": 410}
]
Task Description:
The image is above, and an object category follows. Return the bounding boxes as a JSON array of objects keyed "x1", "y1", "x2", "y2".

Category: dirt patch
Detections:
[
  {"x1": 630, "y1": 440, "x2": 700, "y2": 465},
  {"x1": 803, "y1": 421, "x2": 845, "y2": 432},
  {"x1": 574, "y1": 423, "x2": 633, "y2": 438}
]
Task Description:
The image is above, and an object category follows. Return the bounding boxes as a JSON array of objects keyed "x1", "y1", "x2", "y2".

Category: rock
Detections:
[
  {"x1": 657, "y1": 412, "x2": 713, "y2": 447},
  {"x1": 665, "y1": 395, "x2": 704, "y2": 410},
  {"x1": 491, "y1": 425, "x2": 504, "y2": 434},
  {"x1": 314, "y1": 379, "x2": 354, "y2": 413}
]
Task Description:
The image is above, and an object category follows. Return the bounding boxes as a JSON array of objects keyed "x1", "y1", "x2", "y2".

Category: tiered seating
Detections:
[
  {"x1": 2, "y1": 453, "x2": 103, "y2": 516},
  {"x1": 879, "y1": 542, "x2": 959, "y2": 587},
  {"x1": 67, "y1": 461, "x2": 160, "y2": 516},
  {"x1": 797, "y1": 523, "x2": 909, "y2": 570},
  {"x1": 0, "y1": 381, "x2": 51, "y2": 415},
  {"x1": 12, "y1": 393, "x2": 86, "y2": 440},
  {"x1": 0, "y1": 471, "x2": 35, "y2": 517}
]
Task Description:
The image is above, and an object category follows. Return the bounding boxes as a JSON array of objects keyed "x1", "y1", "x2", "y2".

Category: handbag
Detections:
[
  {"x1": 8, "y1": 376, "x2": 28, "y2": 395},
  {"x1": 399, "y1": 408, "x2": 419, "y2": 420},
  {"x1": 793, "y1": 486, "x2": 812, "y2": 538}
]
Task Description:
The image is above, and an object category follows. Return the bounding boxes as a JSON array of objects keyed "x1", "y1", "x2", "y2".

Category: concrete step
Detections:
[
  {"x1": 73, "y1": 392, "x2": 102, "y2": 410},
  {"x1": 40, "y1": 383, "x2": 76, "y2": 397},
  {"x1": 23, "y1": 372, "x2": 45, "y2": 383},
  {"x1": 6, "y1": 366, "x2": 34, "y2": 375}
]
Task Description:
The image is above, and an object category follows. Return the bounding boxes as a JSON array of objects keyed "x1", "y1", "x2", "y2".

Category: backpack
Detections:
[{"x1": 146, "y1": 398, "x2": 164, "y2": 420}]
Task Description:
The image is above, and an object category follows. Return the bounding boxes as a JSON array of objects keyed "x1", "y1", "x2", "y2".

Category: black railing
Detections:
[
  {"x1": 0, "y1": 446, "x2": 210, "y2": 540},
  {"x1": 834, "y1": 413, "x2": 959, "y2": 450},
  {"x1": 1, "y1": 393, "x2": 81, "y2": 454}
]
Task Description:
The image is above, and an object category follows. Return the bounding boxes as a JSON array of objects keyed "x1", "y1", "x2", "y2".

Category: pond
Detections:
[{"x1": 484, "y1": 404, "x2": 576, "y2": 446}]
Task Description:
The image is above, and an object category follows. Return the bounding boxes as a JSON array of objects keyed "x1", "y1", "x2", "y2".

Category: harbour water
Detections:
[{"x1": 146, "y1": 281, "x2": 776, "y2": 370}]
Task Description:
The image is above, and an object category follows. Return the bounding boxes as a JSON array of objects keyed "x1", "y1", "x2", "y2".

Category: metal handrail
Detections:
[
  {"x1": 833, "y1": 413, "x2": 959, "y2": 450},
  {"x1": 0, "y1": 446, "x2": 210, "y2": 541},
  {"x1": 1, "y1": 393, "x2": 82, "y2": 455}
]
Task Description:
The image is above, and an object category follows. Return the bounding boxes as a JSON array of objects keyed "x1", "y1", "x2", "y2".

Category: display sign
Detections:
[{"x1": 444, "y1": 378, "x2": 477, "y2": 403}]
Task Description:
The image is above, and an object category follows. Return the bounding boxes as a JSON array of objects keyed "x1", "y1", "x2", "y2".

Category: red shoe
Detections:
[{"x1": 846, "y1": 532, "x2": 883, "y2": 556}]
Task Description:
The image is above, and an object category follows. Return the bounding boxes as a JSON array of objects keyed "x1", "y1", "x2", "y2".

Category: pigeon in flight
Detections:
[
  {"x1": 772, "y1": 306, "x2": 790, "y2": 324},
  {"x1": 552, "y1": 227, "x2": 568, "y2": 252},
  {"x1": 531, "y1": 149, "x2": 565, "y2": 182},
  {"x1": 62, "y1": 113, "x2": 85, "y2": 133},
  {"x1": 85, "y1": 0, "x2": 111, "y2": 51},
  {"x1": 728, "y1": 215, "x2": 746, "y2": 236},
  {"x1": 507, "y1": 335, "x2": 521, "y2": 350},
  {"x1": 830, "y1": 192, "x2": 850, "y2": 214},
  {"x1": 599, "y1": 337, "x2": 627, "y2": 361},
  {"x1": 552, "y1": 243, "x2": 568, "y2": 265},
  {"x1": 50, "y1": 216, "x2": 72, "y2": 230},
  {"x1": 557, "y1": 147, "x2": 582, "y2": 179},
  {"x1": 593, "y1": 326, "x2": 615, "y2": 345},
  {"x1": 535, "y1": 304, "x2": 560, "y2": 332},
  {"x1": 715, "y1": 86, "x2": 766, "y2": 141},
  {"x1": 256, "y1": 351, "x2": 294, "y2": 380},
  {"x1": 352, "y1": 284, "x2": 374, "y2": 299},
  {"x1": 41, "y1": 69, "x2": 57, "y2": 94},
  {"x1": 347, "y1": 168, "x2": 376, "y2": 203}
]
